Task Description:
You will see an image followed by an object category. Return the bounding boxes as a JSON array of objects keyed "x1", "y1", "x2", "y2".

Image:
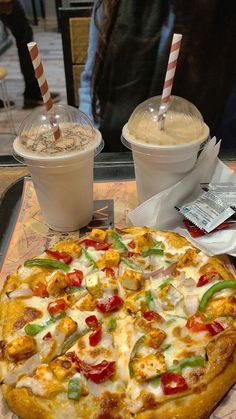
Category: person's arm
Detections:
[{"x1": 79, "y1": 6, "x2": 100, "y2": 127}]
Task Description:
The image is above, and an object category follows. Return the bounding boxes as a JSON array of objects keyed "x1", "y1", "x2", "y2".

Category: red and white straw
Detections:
[
  {"x1": 27, "y1": 42, "x2": 61, "y2": 140},
  {"x1": 158, "y1": 33, "x2": 182, "y2": 128}
]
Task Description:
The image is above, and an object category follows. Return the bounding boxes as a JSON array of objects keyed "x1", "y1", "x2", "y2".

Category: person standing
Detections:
[{"x1": 0, "y1": 0, "x2": 60, "y2": 108}]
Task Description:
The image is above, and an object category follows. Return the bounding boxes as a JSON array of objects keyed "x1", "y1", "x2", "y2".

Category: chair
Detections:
[{"x1": 59, "y1": 6, "x2": 93, "y2": 107}]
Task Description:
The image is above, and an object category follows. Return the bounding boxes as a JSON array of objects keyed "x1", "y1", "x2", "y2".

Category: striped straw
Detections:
[
  {"x1": 27, "y1": 42, "x2": 61, "y2": 140},
  {"x1": 158, "y1": 33, "x2": 182, "y2": 128}
]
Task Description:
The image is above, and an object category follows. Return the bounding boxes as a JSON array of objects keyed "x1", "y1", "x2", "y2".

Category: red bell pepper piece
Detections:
[
  {"x1": 67, "y1": 269, "x2": 83, "y2": 287},
  {"x1": 101, "y1": 267, "x2": 115, "y2": 277},
  {"x1": 43, "y1": 332, "x2": 52, "y2": 341},
  {"x1": 128, "y1": 240, "x2": 136, "y2": 249},
  {"x1": 32, "y1": 282, "x2": 49, "y2": 298},
  {"x1": 80, "y1": 239, "x2": 112, "y2": 251},
  {"x1": 67, "y1": 352, "x2": 116, "y2": 384},
  {"x1": 47, "y1": 298, "x2": 67, "y2": 317},
  {"x1": 186, "y1": 314, "x2": 207, "y2": 332},
  {"x1": 46, "y1": 249, "x2": 73, "y2": 265},
  {"x1": 161, "y1": 372, "x2": 188, "y2": 395},
  {"x1": 206, "y1": 321, "x2": 224, "y2": 336},
  {"x1": 96, "y1": 295, "x2": 124, "y2": 313},
  {"x1": 197, "y1": 272, "x2": 219, "y2": 287},
  {"x1": 85, "y1": 315, "x2": 102, "y2": 346},
  {"x1": 143, "y1": 311, "x2": 164, "y2": 323}
]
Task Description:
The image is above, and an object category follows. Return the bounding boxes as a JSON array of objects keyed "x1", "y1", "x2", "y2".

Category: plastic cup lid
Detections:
[
  {"x1": 122, "y1": 96, "x2": 209, "y2": 149},
  {"x1": 13, "y1": 104, "x2": 103, "y2": 164}
]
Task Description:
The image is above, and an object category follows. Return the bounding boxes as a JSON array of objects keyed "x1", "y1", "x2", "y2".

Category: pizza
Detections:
[{"x1": 0, "y1": 227, "x2": 235, "y2": 419}]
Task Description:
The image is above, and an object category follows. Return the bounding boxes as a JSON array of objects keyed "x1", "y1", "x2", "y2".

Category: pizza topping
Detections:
[
  {"x1": 32, "y1": 282, "x2": 49, "y2": 298},
  {"x1": 120, "y1": 269, "x2": 142, "y2": 291},
  {"x1": 47, "y1": 272, "x2": 69, "y2": 295},
  {"x1": 85, "y1": 315, "x2": 102, "y2": 346},
  {"x1": 158, "y1": 284, "x2": 183, "y2": 309},
  {"x1": 110, "y1": 231, "x2": 127, "y2": 251},
  {"x1": 145, "y1": 329, "x2": 167, "y2": 349},
  {"x1": 89, "y1": 228, "x2": 108, "y2": 243},
  {"x1": 25, "y1": 311, "x2": 66, "y2": 336},
  {"x1": 80, "y1": 239, "x2": 112, "y2": 251},
  {"x1": 81, "y1": 248, "x2": 98, "y2": 270},
  {"x1": 48, "y1": 298, "x2": 68, "y2": 317},
  {"x1": 143, "y1": 311, "x2": 164, "y2": 323},
  {"x1": 56, "y1": 316, "x2": 78, "y2": 338},
  {"x1": 205, "y1": 321, "x2": 225, "y2": 336},
  {"x1": 43, "y1": 332, "x2": 52, "y2": 341},
  {"x1": 6, "y1": 287, "x2": 33, "y2": 299},
  {"x1": 96, "y1": 295, "x2": 124, "y2": 313},
  {"x1": 24, "y1": 258, "x2": 70, "y2": 272},
  {"x1": 46, "y1": 249, "x2": 73, "y2": 265},
  {"x1": 186, "y1": 314, "x2": 207, "y2": 332},
  {"x1": 198, "y1": 280, "x2": 236, "y2": 312},
  {"x1": 101, "y1": 267, "x2": 115, "y2": 277},
  {"x1": 141, "y1": 248, "x2": 164, "y2": 257},
  {"x1": 4, "y1": 353, "x2": 41, "y2": 385},
  {"x1": 67, "y1": 352, "x2": 116, "y2": 383},
  {"x1": 68, "y1": 374, "x2": 81, "y2": 400},
  {"x1": 170, "y1": 355, "x2": 205, "y2": 373},
  {"x1": 107, "y1": 317, "x2": 117, "y2": 331},
  {"x1": 6, "y1": 336, "x2": 37, "y2": 362},
  {"x1": 197, "y1": 272, "x2": 220, "y2": 287},
  {"x1": 85, "y1": 272, "x2": 102, "y2": 296},
  {"x1": 132, "y1": 353, "x2": 167, "y2": 382},
  {"x1": 161, "y1": 372, "x2": 188, "y2": 395},
  {"x1": 67, "y1": 269, "x2": 83, "y2": 287},
  {"x1": 183, "y1": 295, "x2": 199, "y2": 316}
]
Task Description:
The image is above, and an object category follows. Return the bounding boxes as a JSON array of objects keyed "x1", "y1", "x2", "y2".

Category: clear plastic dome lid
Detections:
[
  {"x1": 123, "y1": 95, "x2": 209, "y2": 147},
  {"x1": 15, "y1": 104, "x2": 102, "y2": 159}
]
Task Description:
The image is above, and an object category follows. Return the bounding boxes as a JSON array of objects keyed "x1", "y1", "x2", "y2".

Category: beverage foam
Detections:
[{"x1": 17, "y1": 123, "x2": 96, "y2": 157}]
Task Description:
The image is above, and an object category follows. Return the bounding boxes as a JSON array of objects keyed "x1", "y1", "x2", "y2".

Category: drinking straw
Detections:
[
  {"x1": 158, "y1": 33, "x2": 182, "y2": 129},
  {"x1": 27, "y1": 42, "x2": 61, "y2": 140}
]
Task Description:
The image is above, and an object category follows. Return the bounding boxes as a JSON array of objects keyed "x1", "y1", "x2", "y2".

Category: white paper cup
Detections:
[
  {"x1": 13, "y1": 129, "x2": 103, "y2": 231},
  {"x1": 122, "y1": 123, "x2": 209, "y2": 203}
]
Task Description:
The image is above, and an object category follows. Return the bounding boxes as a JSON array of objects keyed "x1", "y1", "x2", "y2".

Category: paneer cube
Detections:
[
  {"x1": 134, "y1": 233, "x2": 155, "y2": 252},
  {"x1": 47, "y1": 272, "x2": 68, "y2": 295},
  {"x1": 125, "y1": 291, "x2": 146, "y2": 313},
  {"x1": 53, "y1": 241, "x2": 81, "y2": 257},
  {"x1": 89, "y1": 229, "x2": 107, "y2": 243},
  {"x1": 77, "y1": 293, "x2": 97, "y2": 311},
  {"x1": 145, "y1": 329, "x2": 167, "y2": 349},
  {"x1": 56, "y1": 316, "x2": 77, "y2": 338},
  {"x1": 50, "y1": 356, "x2": 74, "y2": 380},
  {"x1": 121, "y1": 269, "x2": 142, "y2": 291},
  {"x1": 6, "y1": 336, "x2": 37, "y2": 362},
  {"x1": 104, "y1": 250, "x2": 120, "y2": 268},
  {"x1": 86, "y1": 272, "x2": 102, "y2": 296},
  {"x1": 132, "y1": 352, "x2": 167, "y2": 382},
  {"x1": 158, "y1": 284, "x2": 183, "y2": 309}
]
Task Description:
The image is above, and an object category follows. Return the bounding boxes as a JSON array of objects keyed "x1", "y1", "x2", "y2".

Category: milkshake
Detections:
[
  {"x1": 122, "y1": 96, "x2": 209, "y2": 202},
  {"x1": 13, "y1": 105, "x2": 103, "y2": 231}
]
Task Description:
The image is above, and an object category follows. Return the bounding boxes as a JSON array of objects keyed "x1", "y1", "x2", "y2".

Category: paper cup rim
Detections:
[{"x1": 121, "y1": 123, "x2": 210, "y2": 152}]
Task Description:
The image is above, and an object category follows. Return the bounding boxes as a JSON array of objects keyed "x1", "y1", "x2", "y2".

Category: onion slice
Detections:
[
  {"x1": 184, "y1": 294, "x2": 199, "y2": 316},
  {"x1": 6, "y1": 288, "x2": 33, "y2": 299},
  {"x1": 4, "y1": 353, "x2": 41, "y2": 385}
]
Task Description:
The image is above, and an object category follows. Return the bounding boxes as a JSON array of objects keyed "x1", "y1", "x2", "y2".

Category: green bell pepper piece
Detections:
[
  {"x1": 68, "y1": 286, "x2": 86, "y2": 294},
  {"x1": 107, "y1": 317, "x2": 117, "y2": 331},
  {"x1": 159, "y1": 277, "x2": 172, "y2": 289},
  {"x1": 68, "y1": 376, "x2": 81, "y2": 400},
  {"x1": 150, "y1": 376, "x2": 161, "y2": 388},
  {"x1": 110, "y1": 231, "x2": 127, "y2": 251},
  {"x1": 141, "y1": 248, "x2": 164, "y2": 257},
  {"x1": 121, "y1": 257, "x2": 142, "y2": 272},
  {"x1": 170, "y1": 355, "x2": 205, "y2": 373},
  {"x1": 198, "y1": 280, "x2": 236, "y2": 312},
  {"x1": 24, "y1": 258, "x2": 70, "y2": 272},
  {"x1": 82, "y1": 248, "x2": 97, "y2": 270},
  {"x1": 129, "y1": 335, "x2": 146, "y2": 377},
  {"x1": 24, "y1": 323, "x2": 45, "y2": 336},
  {"x1": 62, "y1": 328, "x2": 89, "y2": 353}
]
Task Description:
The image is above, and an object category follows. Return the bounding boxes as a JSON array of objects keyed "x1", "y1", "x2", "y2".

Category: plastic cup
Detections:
[
  {"x1": 121, "y1": 96, "x2": 209, "y2": 203},
  {"x1": 13, "y1": 105, "x2": 103, "y2": 231}
]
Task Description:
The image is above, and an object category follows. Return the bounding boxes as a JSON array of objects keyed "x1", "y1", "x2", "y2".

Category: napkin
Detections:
[{"x1": 129, "y1": 137, "x2": 236, "y2": 256}]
